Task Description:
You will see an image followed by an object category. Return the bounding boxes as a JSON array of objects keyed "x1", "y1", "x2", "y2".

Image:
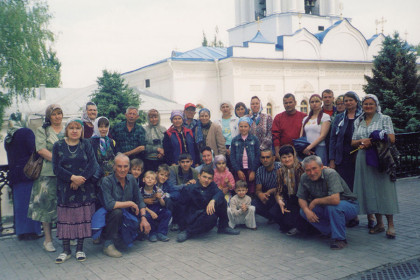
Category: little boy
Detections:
[
  {"x1": 227, "y1": 180, "x2": 257, "y2": 230},
  {"x1": 156, "y1": 164, "x2": 181, "y2": 231},
  {"x1": 130, "y1": 158, "x2": 144, "y2": 188},
  {"x1": 141, "y1": 171, "x2": 172, "y2": 242}
]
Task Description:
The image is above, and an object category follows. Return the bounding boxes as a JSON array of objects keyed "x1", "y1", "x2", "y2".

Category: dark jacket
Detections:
[
  {"x1": 163, "y1": 126, "x2": 198, "y2": 165},
  {"x1": 329, "y1": 111, "x2": 360, "y2": 165},
  {"x1": 230, "y1": 134, "x2": 261, "y2": 172},
  {"x1": 178, "y1": 181, "x2": 224, "y2": 225}
]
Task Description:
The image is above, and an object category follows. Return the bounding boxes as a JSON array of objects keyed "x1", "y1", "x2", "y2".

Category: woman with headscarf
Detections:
[
  {"x1": 81, "y1": 101, "x2": 98, "y2": 138},
  {"x1": 90, "y1": 116, "x2": 117, "y2": 179},
  {"x1": 234, "y1": 102, "x2": 249, "y2": 118},
  {"x1": 143, "y1": 109, "x2": 167, "y2": 172},
  {"x1": 163, "y1": 110, "x2": 198, "y2": 166},
  {"x1": 300, "y1": 94, "x2": 331, "y2": 165},
  {"x1": 52, "y1": 118, "x2": 98, "y2": 263},
  {"x1": 352, "y1": 94, "x2": 398, "y2": 239},
  {"x1": 28, "y1": 104, "x2": 65, "y2": 253},
  {"x1": 4, "y1": 114, "x2": 42, "y2": 240},
  {"x1": 329, "y1": 91, "x2": 362, "y2": 190},
  {"x1": 249, "y1": 96, "x2": 273, "y2": 150},
  {"x1": 194, "y1": 108, "x2": 226, "y2": 159},
  {"x1": 275, "y1": 145, "x2": 307, "y2": 236}
]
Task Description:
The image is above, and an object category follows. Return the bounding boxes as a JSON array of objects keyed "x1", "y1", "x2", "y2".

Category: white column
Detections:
[
  {"x1": 240, "y1": 0, "x2": 248, "y2": 24},
  {"x1": 235, "y1": 0, "x2": 241, "y2": 26},
  {"x1": 273, "y1": 0, "x2": 282, "y2": 13},
  {"x1": 248, "y1": 0, "x2": 255, "y2": 22},
  {"x1": 266, "y1": 0, "x2": 273, "y2": 16},
  {"x1": 328, "y1": 0, "x2": 336, "y2": 16},
  {"x1": 287, "y1": 0, "x2": 297, "y2": 12},
  {"x1": 296, "y1": 0, "x2": 305, "y2": 13}
]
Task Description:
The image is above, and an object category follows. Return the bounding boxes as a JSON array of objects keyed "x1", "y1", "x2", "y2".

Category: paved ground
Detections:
[{"x1": 1, "y1": 177, "x2": 419, "y2": 280}]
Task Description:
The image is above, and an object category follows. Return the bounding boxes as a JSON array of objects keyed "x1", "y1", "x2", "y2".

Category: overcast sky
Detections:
[{"x1": 47, "y1": 0, "x2": 420, "y2": 88}]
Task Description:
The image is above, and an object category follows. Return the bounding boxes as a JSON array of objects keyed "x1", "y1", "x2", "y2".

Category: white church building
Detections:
[{"x1": 122, "y1": 0, "x2": 384, "y2": 117}]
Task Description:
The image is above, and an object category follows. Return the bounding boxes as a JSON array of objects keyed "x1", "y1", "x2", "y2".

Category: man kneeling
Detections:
[
  {"x1": 297, "y1": 155, "x2": 359, "y2": 249},
  {"x1": 177, "y1": 166, "x2": 240, "y2": 242},
  {"x1": 100, "y1": 154, "x2": 151, "y2": 257}
]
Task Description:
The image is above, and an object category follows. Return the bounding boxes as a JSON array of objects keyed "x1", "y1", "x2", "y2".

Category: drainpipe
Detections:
[
  {"x1": 167, "y1": 59, "x2": 174, "y2": 101},
  {"x1": 39, "y1": 84, "x2": 46, "y2": 100},
  {"x1": 215, "y1": 58, "x2": 221, "y2": 113}
]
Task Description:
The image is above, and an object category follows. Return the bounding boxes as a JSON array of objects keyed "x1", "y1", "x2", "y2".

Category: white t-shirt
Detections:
[{"x1": 302, "y1": 113, "x2": 331, "y2": 146}]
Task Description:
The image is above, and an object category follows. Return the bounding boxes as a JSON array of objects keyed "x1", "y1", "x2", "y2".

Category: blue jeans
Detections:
[
  {"x1": 146, "y1": 208, "x2": 172, "y2": 235},
  {"x1": 315, "y1": 145, "x2": 328, "y2": 166},
  {"x1": 300, "y1": 200, "x2": 359, "y2": 240}
]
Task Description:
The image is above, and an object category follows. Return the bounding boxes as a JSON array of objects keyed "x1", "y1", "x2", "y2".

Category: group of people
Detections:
[{"x1": 4, "y1": 89, "x2": 399, "y2": 264}]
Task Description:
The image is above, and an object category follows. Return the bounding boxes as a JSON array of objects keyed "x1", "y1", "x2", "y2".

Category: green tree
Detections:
[
  {"x1": 90, "y1": 70, "x2": 146, "y2": 127},
  {"x1": 202, "y1": 31, "x2": 208, "y2": 47},
  {"x1": 364, "y1": 32, "x2": 420, "y2": 132},
  {"x1": 0, "y1": 0, "x2": 61, "y2": 127}
]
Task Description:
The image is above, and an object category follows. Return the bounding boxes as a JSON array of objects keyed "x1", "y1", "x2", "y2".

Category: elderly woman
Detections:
[
  {"x1": 249, "y1": 96, "x2": 273, "y2": 150},
  {"x1": 143, "y1": 109, "x2": 167, "y2": 172},
  {"x1": 52, "y1": 118, "x2": 97, "y2": 263},
  {"x1": 217, "y1": 101, "x2": 239, "y2": 154},
  {"x1": 195, "y1": 108, "x2": 226, "y2": 158},
  {"x1": 163, "y1": 110, "x2": 198, "y2": 166},
  {"x1": 28, "y1": 104, "x2": 65, "y2": 252},
  {"x1": 4, "y1": 114, "x2": 41, "y2": 240},
  {"x1": 300, "y1": 94, "x2": 331, "y2": 165},
  {"x1": 352, "y1": 94, "x2": 398, "y2": 239},
  {"x1": 234, "y1": 102, "x2": 249, "y2": 118},
  {"x1": 81, "y1": 101, "x2": 98, "y2": 138}
]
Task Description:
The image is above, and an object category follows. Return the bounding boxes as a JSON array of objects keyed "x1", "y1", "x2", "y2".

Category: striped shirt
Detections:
[{"x1": 256, "y1": 162, "x2": 281, "y2": 192}]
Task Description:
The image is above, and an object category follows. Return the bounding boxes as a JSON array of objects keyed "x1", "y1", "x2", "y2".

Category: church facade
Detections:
[{"x1": 122, "y1": 0, "x2": 384, "y2": 118}]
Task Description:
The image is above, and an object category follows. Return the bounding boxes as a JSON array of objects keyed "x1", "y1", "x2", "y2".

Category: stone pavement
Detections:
[{"x1": 1, "y1": 177, "x2": 419, "y2": 280}]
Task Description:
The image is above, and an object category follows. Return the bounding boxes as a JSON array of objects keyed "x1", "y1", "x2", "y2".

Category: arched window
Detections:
[
  {"x1": 266, "y1": 102, "x2": 272, "y2": 116},
  {"x1": 300, "y1": 100, "x2": 308, "y2": 113}
]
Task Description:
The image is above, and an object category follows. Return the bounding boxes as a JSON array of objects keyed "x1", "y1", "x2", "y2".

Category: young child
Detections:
[
  {"x1": 130, "y1": 158, "x2": 144, "y2": 188},
  {"x1": 141, "y1": 171, "x2": 172, "y2": 242},
  {"x1": 229, "y1": 116, "x2": 261, "y2": 195},
  {"x1": 213, "y1": 154, "x2": 235, "y2": 202},
  {"x1": 227, "y1": 180, "x2": 256, "y2": 230},
  {"x1": 156, "y1": 164, "x2": 181, "y2": 231}
]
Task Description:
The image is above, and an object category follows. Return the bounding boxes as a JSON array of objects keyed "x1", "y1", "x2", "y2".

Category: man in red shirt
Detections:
[{"x1": 272, "y1": 93, "x2": 307, "y2": 161}]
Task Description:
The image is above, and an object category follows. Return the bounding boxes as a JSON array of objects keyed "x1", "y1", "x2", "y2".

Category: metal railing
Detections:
[{"x1": 1, "y1": 132, "x2": 419, "y2": 237}]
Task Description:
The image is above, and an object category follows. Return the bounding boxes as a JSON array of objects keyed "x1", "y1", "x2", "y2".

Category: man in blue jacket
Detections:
[{"x1": 176, "y1": 166, "x2": 240, "y2": 242}]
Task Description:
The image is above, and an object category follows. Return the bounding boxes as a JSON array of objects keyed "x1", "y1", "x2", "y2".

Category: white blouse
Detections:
[{"x1": 302, "y1": 113, "x2": 331, "y2": 146}]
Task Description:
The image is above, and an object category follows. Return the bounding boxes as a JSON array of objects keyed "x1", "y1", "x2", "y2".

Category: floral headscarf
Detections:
[
  {"x1": 92, "y1": 116, "x2": 112, "y2": 156},
  {"x1": 250, "y1": 96, "x2": 264, "y2": 125},
  {"x1": 362, "y1": 94, "x2": 381, "y2": 113},
  {"x1": 238, "y1": 116, "x2": 253, "y2": 127},
  {"x1": 277, "y1": 145, "x2": 304, "y2": 196}
]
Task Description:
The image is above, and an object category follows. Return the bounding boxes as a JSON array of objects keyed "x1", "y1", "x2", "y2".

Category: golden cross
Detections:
[
  {"x1": 377, "y1": 17, "x2": 387, "y2": 33},
  {"x1": 256, "y1": 16, "x2": 262, "y2": 31}
]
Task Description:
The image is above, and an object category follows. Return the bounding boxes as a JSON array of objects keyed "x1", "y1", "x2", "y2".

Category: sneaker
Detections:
[
  {"x1": 170, "y1": 223, "x2": 179, "y2": 231},
  {"x1": 103, "y1": 244, "x2": 122, "y2": 258},
  {"x1": 176, "y1": 231, "x2": 190, "y2": 243},
  {"x1": 330, "y1": 239, "x2": 348, "y2": 250},
  {"x1": 55, "y1": 252, "x2": 71, "y2": 264},
  {"x1": 286, "y1": 228, "x2": 300, "y2": 236},
  {"x1": 148, "y1": 234, "x2": 158, "y2": 242},
  {"x1": 157, "y1": 233, "x2": 170, "y2": 242},
  {"x1": 43, "y1": 241, "x2": 56, "y2": 252},
  {"x1": 70, "y1": 240, "x2": 77, "y2": 246},
  {"x1": 217, "y1": 227, "x2": 240, "y2": 235},
  {"x1": 75, "y1": 251, "x2": 86, "y2": 262}
]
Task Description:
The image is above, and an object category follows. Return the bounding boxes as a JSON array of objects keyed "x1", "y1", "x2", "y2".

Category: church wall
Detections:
[{"x1": 123, "y1": 63, "x2": 174, "y2": 101}]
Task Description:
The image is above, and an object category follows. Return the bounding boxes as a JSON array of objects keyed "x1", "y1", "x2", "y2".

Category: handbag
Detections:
[{"x1": 23, "y1": 151, "x2": 43, "y2": 180}]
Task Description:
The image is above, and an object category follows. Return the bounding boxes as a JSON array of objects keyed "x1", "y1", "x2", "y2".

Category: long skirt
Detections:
[
  {"x1": 13, "y1": 181, "x2": 41, "y2": 235},
  {"x1": 57, "y1": 202, "x2": 95, "y2": 240},
  {"x1": 353, "y1": 149, "x2": 399, "y2": 215},
  {"x1": 27, "y1": 176, "x2": 57, "y2": 223}
]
